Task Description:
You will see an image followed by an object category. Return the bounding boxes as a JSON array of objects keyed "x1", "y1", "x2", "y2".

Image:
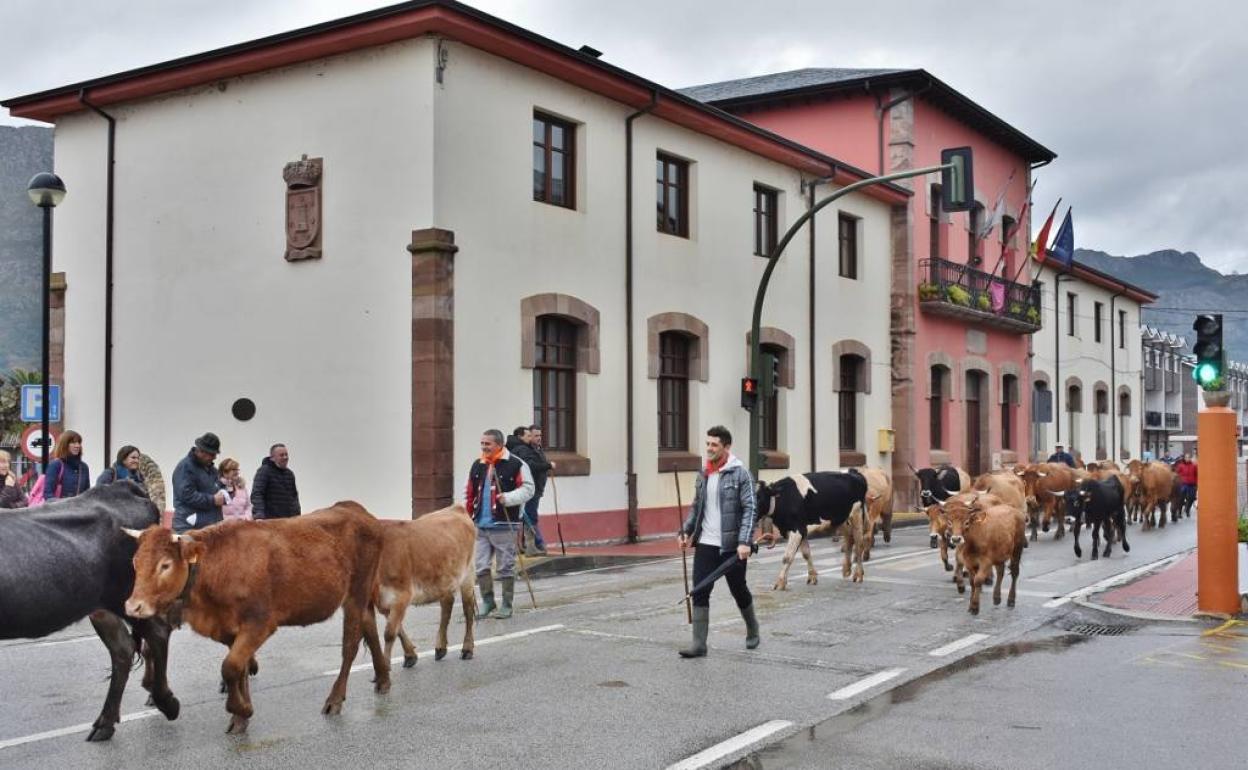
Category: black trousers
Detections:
[{"x1": 691, "y1": 543, "x2": 752, "y2": 609}]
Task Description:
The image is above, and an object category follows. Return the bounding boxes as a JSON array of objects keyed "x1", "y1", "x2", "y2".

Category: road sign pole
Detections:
[
  {"x1": 1196, "y1": 400, "x2": 1240, "y2": 615},
  {"x1": 40, "y1": 205, "x2": 52, "y2": 469}
]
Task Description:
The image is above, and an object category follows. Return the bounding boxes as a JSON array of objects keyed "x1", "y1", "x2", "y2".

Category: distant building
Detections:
[{"x1": 1140, "y1": 326, "x2": 1190, "y2": 458}]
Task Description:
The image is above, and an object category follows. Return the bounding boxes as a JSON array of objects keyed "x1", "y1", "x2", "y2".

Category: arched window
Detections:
[
  {"x1": 838, "y1": 354, "x2": 865, "y2": 451},
  {"x1": 534, "y1": 316, "x2": 578, "y2": 452},
  {"x1": 1067, "y1": 383, "x2": 1083, "y2": 455},
  {"x1": 1095, "y1": 387, "x2": 1109, "y2": 460},
  {"x1": 1118, "y1": 389, "x2": 1132, "y2": 459},
  {"x1": 658, "y1": 332, "x2": 691, "y2": 452}
]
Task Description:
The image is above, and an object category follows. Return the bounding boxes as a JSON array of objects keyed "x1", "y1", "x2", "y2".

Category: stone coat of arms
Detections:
[{"x1": 283, "y1": 155, "x2": 323, "y2": 261}]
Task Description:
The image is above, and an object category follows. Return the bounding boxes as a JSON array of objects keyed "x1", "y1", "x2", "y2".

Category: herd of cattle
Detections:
[{"x1": 0, "y1": 458, "x2": 1190, "y2": 743}]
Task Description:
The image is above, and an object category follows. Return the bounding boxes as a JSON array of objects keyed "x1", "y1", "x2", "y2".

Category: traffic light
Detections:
[
  {"x1": 760, "y1": 352, "x2": 781, "y2": 399},
  {"x1": 940, "y1": 147, "x2": 974, "y2": 212},
  {"x1": 1192, "y1": 313, "x2": 1224, "y2": 390},
  {"x1": 740, "y1": 377, "x2": 758, "y2": 410}
]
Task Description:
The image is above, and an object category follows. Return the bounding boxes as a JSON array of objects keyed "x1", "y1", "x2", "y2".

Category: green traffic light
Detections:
[{"x1": 1195, "y1": 362, "x2": 1220, "y2": 386}]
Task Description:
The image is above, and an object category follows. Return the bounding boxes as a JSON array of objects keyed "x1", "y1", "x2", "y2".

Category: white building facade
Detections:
[
  {"x1": 1031, "y1": 257, "x2": 1154, "y2": 465},
  {"x1": 5, "y1": 2, "x2": 907, "y2": 540}
]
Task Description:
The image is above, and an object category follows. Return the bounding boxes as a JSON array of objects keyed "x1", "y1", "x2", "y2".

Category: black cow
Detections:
[
  {"x1": 0, "y1": 482, "x2": 181, "y2": 740},
  {"x1": 1063, "y1": 476, "x2": 1130, "y2": 560},
  {"x1": 756, "y1": 471, "x2": 869, "y2": 589},
  {"x1": 913, "y1": 465, "x2": 968, "y2": 504}
]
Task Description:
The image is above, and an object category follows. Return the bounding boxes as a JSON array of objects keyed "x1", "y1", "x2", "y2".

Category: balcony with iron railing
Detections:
[{"x1": 918, "y1": 258, "x2": 1042, "y2": 334}]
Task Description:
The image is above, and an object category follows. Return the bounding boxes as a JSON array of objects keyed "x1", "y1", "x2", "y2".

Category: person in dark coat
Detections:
[
  {"x1": 506, "y1": 426, "x2": 553, "y2": 555},
  {"x1": 95, "y1": 445, "x2": 145, "y2": 488},
  {"x1": 0, "y1": 450, "x2": 28, "y2": 509},
  {"x1": 43, "y1": 430, "x2": 91, "y2": 500},
  {"x1": 1046, "y1": 444, "x2": 1076, "y2": 468},
  {"x1": 172, "y1": 433, "x2": 226, "y2": 533},
  {"x1": 251, "y1": 443, "x2": 301, "y2": 520}
]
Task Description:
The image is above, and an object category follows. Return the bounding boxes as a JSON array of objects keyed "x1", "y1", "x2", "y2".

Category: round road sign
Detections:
[{"x1": 20, "y1": 424, "x2": 58, "y2": 463}]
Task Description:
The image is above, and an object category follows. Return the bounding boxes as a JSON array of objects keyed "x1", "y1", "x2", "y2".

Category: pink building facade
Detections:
[{"x1": 684, "y1": 70, "x2": 1056, "y2": 508}]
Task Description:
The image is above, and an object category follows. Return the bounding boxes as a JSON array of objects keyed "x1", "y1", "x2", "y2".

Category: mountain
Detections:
[{"x1": 1075, "y1": 248, "x2": 1248, "y2": 364}]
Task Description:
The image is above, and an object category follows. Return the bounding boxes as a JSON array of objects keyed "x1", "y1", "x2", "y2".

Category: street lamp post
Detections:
[{"x1": 27, "y1": 172, "x2": 66, "y2": 470}]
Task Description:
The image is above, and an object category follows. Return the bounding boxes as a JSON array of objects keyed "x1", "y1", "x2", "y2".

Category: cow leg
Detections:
[
  {"x1": 968, "y1": 561, "x2": 985, "y2": 615},
  {"x1": 360, "y1": 602, "x2": 389, "y2": 695},
  {"x1": 1159, "y1": 500, "x2": 1168, "y2": 528},
  {"x1": 459, "y1": 579, "x2": 476, "y2": 660},
  {"x1": 848, "y1": 504, "x2": 866, "y2": 583},
  {"x1": 1101, "y1": 517, "x2": 1114, "y2": 558},
  {"x1": 992, "y1": 562, "x2": 1005, "y2": 606},
  {"x1": 774, "y1": 532, "x2": 802, "y2": 590},
  {"x1": 939, "y1": 535, "x2": 953, "y2": 573},
  {"x1": 222, "y1": 626, "x2": 272, "y2": 734},
  {"x1": 799, "y1": 538, "x2": 818, "y2": 585},
  {"x1": 1007, "y1": 546, "x2": 1022, "y2": 608},
  {"x1": 380, "y1": 588, "x2": 414, "y2": 667},
  {"x1": 1054, "y1": 500, "x2": 1066, "y2": 540},
  {"x1": 954, "y1": 546, "x2": 966, "y2": 594},
  {"x1": 1116, "y1": 506, "x2": 1131, "y2": 554},
  {"x1": 1072, "y1": 512, "x2": 1083, "y2": 559},
  {"x1": 137, "y1": 618, "x2": 180, "y2": 721},
  {"x1": 85, "y1": 610, "x2": 136, "y2": 742},
  {"x1": 395, "y1": 627, "x2": 417, "y2": 667},
  {"x1": 1090, "y1": 517, "x2": 1101, "y2": 561},
  {"x1": 434, "y1": 595, "x2": 453, "y2": 660}
]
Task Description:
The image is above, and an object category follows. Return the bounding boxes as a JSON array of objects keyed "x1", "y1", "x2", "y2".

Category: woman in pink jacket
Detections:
[{"x1": 219, "y1": 457, "x2": 253, "y2": 521}]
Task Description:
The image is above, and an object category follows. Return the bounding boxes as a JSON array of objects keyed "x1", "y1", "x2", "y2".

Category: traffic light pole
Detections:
[
  {"x1": 748, "y1": 162, "x2": 957, "y2": 477},
  {"x1": 1196, "y1": 394, "x2": 1240, "y2": 616}
]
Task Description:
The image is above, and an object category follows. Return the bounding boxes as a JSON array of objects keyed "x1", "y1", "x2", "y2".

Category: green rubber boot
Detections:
[
  {"x1": 741, "y1": 603, "x2": 760, "y2": 650},
  {"x1": 678, "y1": 607, "x2": 710, "y2": 658},
  {"x1": 475, "y1": 574, "x2": 496, "y2": 620},
  {"x1": 497, "y1": 577, "x2": 515, "y2": 619}
]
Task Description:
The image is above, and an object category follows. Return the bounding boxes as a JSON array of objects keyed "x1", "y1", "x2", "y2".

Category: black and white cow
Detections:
[
  {"x1": 755, "y1": 470, "x2": 871, "y2": 589},
  {"x1": 1062, "y1": 475, "x2": 1130, "y2": 560},
  {"x1": 913, "y1": 465, "x2": 971, "y2": 505},
  {"x1": 0, "y1": 482, "x2": 181, "y2": 740}
]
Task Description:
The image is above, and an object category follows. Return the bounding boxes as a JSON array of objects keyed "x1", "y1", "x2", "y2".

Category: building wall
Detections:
[
  {"x1": 1032, "y1": 262, "x2": 1144, "y2": 464},
  {"x1": 51, "y1": 39, "x2": 436, "y2": 514},
  {"x1": 736, "y1": 94, "x2": 883, "y2": 175}
]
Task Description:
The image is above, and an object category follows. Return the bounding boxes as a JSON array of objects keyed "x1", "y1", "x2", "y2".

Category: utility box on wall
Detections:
[{"x1": 877, "y1": 428, "x2": 895, "y2": 453}]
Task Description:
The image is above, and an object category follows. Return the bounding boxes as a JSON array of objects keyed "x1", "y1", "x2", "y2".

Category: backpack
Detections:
[{"x1": 28, "y1": 462, "x2": 65, "y2": 507}]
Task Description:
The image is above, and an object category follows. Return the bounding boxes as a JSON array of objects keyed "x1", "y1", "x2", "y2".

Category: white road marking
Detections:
[
  {"x1": 928, "y1": 633, "x2": 991, "y2": 657},
  {"x1": 33, "y1": 635, "x2": 98, "y2": 648},
  {"x1": 0, "y1": 709, "x2": 159, "y2": 751},
  {"x1": 1042, "y1": 552, "x2": 1188, "y2": 608},
  {"x1": 666, "y1": 720, "x2": 794, "y2": 770},
  {"x1": 827, "y1": 667, "x2": 907, "y2": 700},
  {"x1": 323, "y1": 624, "x2": 566, "y2": 675}
]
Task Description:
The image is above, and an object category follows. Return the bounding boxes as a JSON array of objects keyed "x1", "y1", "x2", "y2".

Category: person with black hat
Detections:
[
  {"x1": 1046, "y1": 443, "x2": 1076, "y2": 468},
  {"x1": 172, "y1": 432, "x2": 227, "y2": 533}
]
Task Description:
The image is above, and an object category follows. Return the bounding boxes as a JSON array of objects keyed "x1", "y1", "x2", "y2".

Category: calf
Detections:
[
  {"x1": 374, "y1": 504, "x2": 478, "y2": 667},
  {"x1": 858, "y1": 467, "x2": 893, "y2": 560},
  {"x1": 756, "y1": 470, "x2": 869, "y2": 589},
  {"x1": 0, "y1": 482, "x2": 179, "y2": 741},
  {"x1": 926, "y1": 491, "x2": 1002, "y2": 577},
  {"x1": 125, "y1": 501, "x2": 389, "y2": 734},
  {"x1": 1064, "y1": 476, "x2": 1130, "y2": 560},
  {"x1": 947, "y1": 501, "x2": 1026, "y2": 615},
  {"x1": 1014, "y1": 462, "x2": 1077, "y2": 541}
]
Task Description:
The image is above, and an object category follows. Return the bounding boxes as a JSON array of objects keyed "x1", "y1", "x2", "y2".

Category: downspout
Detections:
[
  {"x1": 624, "y1": 90, "x2": 658, "y2": 543},
  {"x1": 78, "y1": 90, "x2": 116, "y2": 470},
  {"x1": 1109, "y1": 287, "x2": 1126, "y2": 460},
  {"x1": 872, "y1": 80, "x2": 930, "y2": 175}
]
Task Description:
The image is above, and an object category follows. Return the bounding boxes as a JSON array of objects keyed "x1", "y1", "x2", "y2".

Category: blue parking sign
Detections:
[{"x1": 20, "y1": 384, "x2": 61, "y2": 423}]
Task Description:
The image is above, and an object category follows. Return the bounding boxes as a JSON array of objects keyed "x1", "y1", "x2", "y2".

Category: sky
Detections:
[{"x1": 2, "y1": 0, "x2": 1245, "y2": 272}]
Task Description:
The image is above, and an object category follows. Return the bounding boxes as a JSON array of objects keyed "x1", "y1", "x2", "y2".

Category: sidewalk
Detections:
[{"x1": 1085, "y1": 548, "x2": 1248, "y2": 620}]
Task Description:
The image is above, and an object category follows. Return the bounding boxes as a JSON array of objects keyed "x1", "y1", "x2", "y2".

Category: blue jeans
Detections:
[{"x1": 524, "y1": 496, "x2": 545, "y2": 547}]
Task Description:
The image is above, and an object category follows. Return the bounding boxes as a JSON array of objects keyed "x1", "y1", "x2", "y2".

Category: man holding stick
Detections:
[
  {"x1": 676, "y1": 426, "x2": 760, "y2": 658},
  {"x1": 466, "y1": 428, "x2": 534, "y2": 619}
]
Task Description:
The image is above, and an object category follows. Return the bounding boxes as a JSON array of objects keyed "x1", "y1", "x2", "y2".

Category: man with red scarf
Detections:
[
  {"x1": 676, "y1": 425, "x2": 759, "y2": 658},
  {"x1": 466, "y1": 428, "x2": 534, "y2": 619},
  {"x1": 1174, "y1": 454, "x2": 1198, "y2": 517}
]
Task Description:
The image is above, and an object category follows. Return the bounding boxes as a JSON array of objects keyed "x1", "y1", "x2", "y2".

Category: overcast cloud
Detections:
[{"x1": 3, "y1": 0, "x2": 1245, "y2": 271}]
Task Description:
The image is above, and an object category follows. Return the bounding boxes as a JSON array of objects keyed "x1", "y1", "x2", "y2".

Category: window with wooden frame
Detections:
[
  {"x1": 1094, "y1": 302, "x2": 1104, "y2": 343},
  {"x1": 656, "y1": 153, "x2": 689, "y2": 237},
  {"x1": 838, "y1": 214, "x2": 859, "y2": 280},
  {"x1": 1118, "y1": 310, "x2": 1126, "y2": 349},
  {"x1": 1067, "y1": 292, "x2": 1077, "y2": 336},
  {"x1": 532, "y1": 112, "x2": 575, "y2": 208},
  {"x1": 753, "y1": 184, "x2": 777, "y2": 257},
  {"x1": 533, "y1": 316, "x2": 578, "y2": 452},
  {"x1": 1001, "y1": 374, "x2": 1018, "y2": 450},
  {"x1": 759, "y1": 344, "x2": 783, "y2": 451},
  {"x1": 657, "y1": 332, "x2": 691, "y2": 452},
  {"x1": 930, "y1": 365, "x2": 947, "y2": 449},
  {"x1": 838, "y1": 354, "x2": 864, "y2": 451},
  {"x1": 929, "y1": 184, "x2": 943, "y2": 260}
]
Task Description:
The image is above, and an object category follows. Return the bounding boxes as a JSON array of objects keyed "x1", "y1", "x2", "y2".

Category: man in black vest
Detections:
[
  {"x1": 251, "y1": 443, "x2": 301, "y2": 519},
  {"x1": 467, "y1": 429, "x2": 534, "y2": 619}
]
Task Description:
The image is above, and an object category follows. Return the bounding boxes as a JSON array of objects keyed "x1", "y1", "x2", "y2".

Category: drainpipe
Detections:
[
  {"x1": 871, "y1": 80, "x2": 930, "y2": 175},
  {"x1": 806, "y1": 173, "x2": 833, "y2": 472},
  {"x1": 78, "y1": 90, "x2": 116, "y2": 470},
  {"x1": 624, "y1": 90, "x2": 658, "y2": 543},
  {"x1": 1109, "y1": 287, "x2": 1126, "y2": 461}
]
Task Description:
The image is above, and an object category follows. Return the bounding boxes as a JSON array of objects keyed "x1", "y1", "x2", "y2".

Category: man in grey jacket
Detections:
[
  {"x1": 677, "y1": 425, "x2": 759, "y2": 658},
  {"x1": 172, "y1": 432, "x2": 226, "y2": 533}
]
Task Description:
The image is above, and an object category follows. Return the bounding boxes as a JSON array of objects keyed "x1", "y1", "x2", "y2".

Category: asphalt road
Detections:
[{"x1": 0, "y1": 514, "x2": 1211, "y2": 769}]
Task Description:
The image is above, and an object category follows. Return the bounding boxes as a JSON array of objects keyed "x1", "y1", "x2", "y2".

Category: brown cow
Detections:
[
  {"x1": 1014, "y1": 463, "x2": 1077, "y2": 541},
  {"x1": 124, "y1": 502, "x2": 389, "y2": 734},
  {"x1": 858, "y1": 467, "x2": 893, "y2": 560},
  {"x1": 1127, "y1": 460, "x2": 1176, "y2": 530},
  {"x1": 374, "y1": 504, "x2": 478, "y2": 667},
  {"x1": 972, "y1": 471, "x2": 1026, "y2": 511},
  {"x1": 947, "y1": 501, "x2": 1026, "y2": 615},
  {"x1": 926, "y1": 491, "x2": 1002, "y2": 578}
]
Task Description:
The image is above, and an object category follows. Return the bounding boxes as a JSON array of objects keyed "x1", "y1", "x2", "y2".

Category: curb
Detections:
[{"x1": 524, "y1": 553, "x2": 672, "y2": 578}]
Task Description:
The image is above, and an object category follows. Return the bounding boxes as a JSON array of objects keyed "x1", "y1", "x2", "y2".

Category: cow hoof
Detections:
[
  {"x1": 1091, "y1": 551, "x2": 1099, "y2": 561},
  {"x1": 249, "y1": 659, "x2": 260, "y2": 676},
  {"x1": 322, "y1": 702, "x2": 343, "y2": 716},
  {"x1": 773, "y1": 582, "x2": 787, "y2": 591},
  {"x1": 944, "y1": 563, "x2": 953, "y2": 572},
  {"x1": 403, "y1": 655, "x2": 417, "y2": 668},
  {"x1": 461, "y1": 649, "x2": 473, "y2": 660},
  {"x1": 145, "y1": 694, "x2": 155, "y2": 707},
  {"x1": 1074, "y1": 548, "x2": 1082, "y2": 559},
  {"x1": 1123, "y1": 543, "x2": 1131, "y2": 553},
  {"x1": 883, "y1": 533, "x2": 892, "y2": 543},
  {"x1": 862, "y1": 552, "x2": 871, "y2": 562},
  {"x1": 434, "y1": 648, "x2": 447, "y2": 661},
  {"x1": 155, "y1": 694, "x2": 181, "y2": 721},
  {"x1": 994, "y1": 596, "x2": 1001, "y2": 606},
  {"x1": 374, "y1": 678, "x2": 391, "y2": 695},
  {"x1": 86, "y1": 724, "x2": 115, "y2": 742},
  {"x1": 807, "y1": 575, "x2": 818, "y2": 585},
  {"x1": 226, "y1": 716, "x2": 249, "y2": 735},
  {"x1": 219, "y1": 679, "x2": 228, "y2": 694},
  {"x1": 957, "y1": 584, "x2": 965, "y2": 594},
  {"x1": 968, "y1": 606, "x2": 979, "y2": 616}
]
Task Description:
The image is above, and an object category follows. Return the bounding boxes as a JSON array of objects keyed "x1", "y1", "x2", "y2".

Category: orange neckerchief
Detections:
[
  {"x1": 481, "y1": 446, "x2": 505, "y2": 466},
  {"x1": 705, "y1": 453, "x2": 728, "y2": 477}
]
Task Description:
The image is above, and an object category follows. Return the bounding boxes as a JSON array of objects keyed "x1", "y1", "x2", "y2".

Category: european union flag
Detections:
[{"x1": 1048, "y1": 208, "x2": 1074, "y2": 268}]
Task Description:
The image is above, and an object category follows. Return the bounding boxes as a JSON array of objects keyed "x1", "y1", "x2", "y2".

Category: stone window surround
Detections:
[
  {"x1": 998, "y1": 362, "x2": 1022, "y2": 405},
  {"x1": 1093, "y1": 381, "x2": 1110, "y2": 414},
  {"x1": 745, "y1": 327, "x2": 796, "y2": 388},
  {"x1": 649, "y1": 313, "x2": 709, "y2": 473},
  {"x1": 1117, "y1": 384, "x2": 1132, "y2": 416},
  {"x1": 831, "y1": 339, "x2": 872, "y2": 394},
  {"x1": 926, "y1": 351, "x2": 957, "y2": 400},
  {"x1": 520, "y1": 293, "x2": 600, "y2": 476},
  {"x1": 1065, "y1": 375, "x2": 1084, "y2": 413}
]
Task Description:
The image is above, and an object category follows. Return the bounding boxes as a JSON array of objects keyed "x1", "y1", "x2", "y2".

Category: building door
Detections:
[{"x1": 965, "y1": 371, "x2": 985, "y2": 475}]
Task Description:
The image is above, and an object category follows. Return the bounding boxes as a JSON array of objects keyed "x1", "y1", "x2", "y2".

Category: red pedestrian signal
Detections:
[{"x1": 741, "y1": 377, "x2": 758, "y2": 410}]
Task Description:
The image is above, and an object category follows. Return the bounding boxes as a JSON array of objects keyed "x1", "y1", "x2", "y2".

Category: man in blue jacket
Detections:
[{"x1": 172, "y1": 432, "x2": 226, "y2": 533}]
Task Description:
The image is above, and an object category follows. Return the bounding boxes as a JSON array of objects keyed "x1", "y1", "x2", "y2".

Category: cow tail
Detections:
[{"x1": 130, "y1": 624, "x2": 145, "y2": 671}]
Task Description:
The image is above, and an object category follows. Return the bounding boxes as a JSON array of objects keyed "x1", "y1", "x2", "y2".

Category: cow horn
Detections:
[
  {"x1": 121, "y1": 527, "x2": 143, "y2": 540},
  {"x1": 1052, "y1": 490, "x2": 1065, "y2": 497},
  {"x1": 1037, "y1": 471, "x2": 1048, "y2": 477}
]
